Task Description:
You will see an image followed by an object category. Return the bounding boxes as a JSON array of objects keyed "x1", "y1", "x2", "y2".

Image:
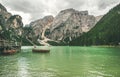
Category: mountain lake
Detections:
[{"x1": 0, "y1": 46, "x2": 120, "y2": 77}]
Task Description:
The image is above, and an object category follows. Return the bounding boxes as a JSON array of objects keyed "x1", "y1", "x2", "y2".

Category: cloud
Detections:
[
  {"x1": 8, "y1": 10, "x2": 31, "y2": 25},
  {"x1": 97, "y1": 0, "x2": 119, "y2": 10},
  {"x1": 0, "y1": 0, "x2": 120, "y2": 25}
]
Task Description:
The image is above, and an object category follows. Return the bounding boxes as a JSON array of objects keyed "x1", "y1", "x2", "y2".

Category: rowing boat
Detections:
[{"x1": 32, "y1": 48, "x2": 50, "y2": 53}]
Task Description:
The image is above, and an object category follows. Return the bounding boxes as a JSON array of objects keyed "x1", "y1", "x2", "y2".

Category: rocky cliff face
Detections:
[
  {"x1": 25, "y1": 15, "x2": 54, "y2": 45},
  {"x1": 0, "y1": 3, "x2": 23, "y2": 41},
  {"x1": 6, "y1": 15, "x2": 23, "y2": 36},
  {"x1": 47, "y1": 8, "x2": 96, "y2": 42},
  {"x1": 29, "y1": 15, "x2": 54, "y2": 39},
  {"x1": 95, "y1": 15, "x2": 103, "y2": 22},
  {"x1": 0, "y1": 3, "x2": 11, "y2": 30},
  {"x1": 0, "y1": 3, "x2": 12, "y2": 20}
]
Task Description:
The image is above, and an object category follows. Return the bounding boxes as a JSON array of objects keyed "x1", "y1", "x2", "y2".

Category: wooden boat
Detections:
[
  {"x1": 3, "y1": 49, "x2": 16, "y2": 55},
  {"x1": 32, "y1": 48, "x2": 50, "y2": 53}
]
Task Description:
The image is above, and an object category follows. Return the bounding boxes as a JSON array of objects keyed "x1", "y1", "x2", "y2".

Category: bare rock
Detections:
[{"x1": 48, "y1": 8, "x2": 96, "y2": 42}]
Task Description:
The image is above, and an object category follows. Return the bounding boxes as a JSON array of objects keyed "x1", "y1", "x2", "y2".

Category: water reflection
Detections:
[{"x1": 17, "y1": 57, "x2": 30, "y2": 77}]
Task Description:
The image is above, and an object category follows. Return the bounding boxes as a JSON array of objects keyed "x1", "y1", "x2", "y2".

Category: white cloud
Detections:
[
  {"x1": 0, "y1": 0, "x2": 120, "y2": 25},
  {"x1": 7, "y1": 7, "x2": 31, "y2": 25}
]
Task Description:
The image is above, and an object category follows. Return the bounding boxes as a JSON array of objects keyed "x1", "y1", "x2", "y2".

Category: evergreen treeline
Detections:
[{"x1": 70, "y1": 4, "x2": 120, "y2": 46}]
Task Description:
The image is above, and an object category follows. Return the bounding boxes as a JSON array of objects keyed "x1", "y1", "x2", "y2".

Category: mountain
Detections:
[
  {"x1": 29, "y1": 15, "x2": 54, "y2": 39},
  {"x1": 95, "y1": 15, "x2": 103, "y2": 22},
  {"x1": 28, "y1": 8, "x2": 97, "y2": 45},
  {"x1": 0, "y1": 3, "x2": 102, "y2": 46},
  {"x1": 24, "y1": 15, "x2": 54, "y2": 45},
  {"x1": 47, "y1": 8, "x2": 96, "y2": 43},
  {"x1": 69, "y1": 4, "x2": 120, "y2": 46},
  {"x1": 0, "y1": 3, "x2": 23, "y2": 42}
]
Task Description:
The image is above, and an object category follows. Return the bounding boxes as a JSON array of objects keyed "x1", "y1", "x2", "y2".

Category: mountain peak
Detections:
[
  {"x1": 0, "y1": 3, "x2": 7, "y2": 12},
  {"x1": 59, "y1": 8, "x2": 88, "y2": 16},
  {"x1": 43, "y1": 15, "x2": 54, "y2": 21},
  {"x1": 60, "y1": 8, "x2": 76, "y2": 13}
]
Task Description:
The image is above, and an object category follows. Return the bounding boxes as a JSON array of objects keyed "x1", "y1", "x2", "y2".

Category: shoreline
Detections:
[
  {"x1": 20, "y1": 45, "x2": 120, "y2": 48},
  {"x1": 89, "y1": 45, "x2": 120, "y2": 48}
]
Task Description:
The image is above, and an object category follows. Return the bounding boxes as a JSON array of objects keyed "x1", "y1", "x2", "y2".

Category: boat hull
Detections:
[
  {"x1": 32, "y1": 49, "x2": 50, "y2": 53},
  {"x1": 2, "y1": 49, "x2": 16, "y2": 55}
]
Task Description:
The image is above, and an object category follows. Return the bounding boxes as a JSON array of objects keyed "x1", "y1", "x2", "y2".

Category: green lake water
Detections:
[{"x1": 0, "y1": 46, "x2": 120, "y2": 77}]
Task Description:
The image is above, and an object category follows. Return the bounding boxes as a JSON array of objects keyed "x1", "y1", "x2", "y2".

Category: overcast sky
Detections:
[{"x1": 0, "y1": 0, "x2": 120, "y2": 25}]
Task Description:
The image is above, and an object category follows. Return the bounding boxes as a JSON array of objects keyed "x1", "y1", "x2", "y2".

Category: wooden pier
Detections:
[{"x1": 0, "y1": 40, "x2": 21, "y2": 54}]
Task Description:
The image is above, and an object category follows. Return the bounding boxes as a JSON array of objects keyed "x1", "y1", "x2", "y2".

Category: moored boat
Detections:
[
  {"x1": 3, "y1": 49, "x2": 16, "y2": 55},
  {"x1": 32, "y1": 48, "x2": 50, "y2": 53}
]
